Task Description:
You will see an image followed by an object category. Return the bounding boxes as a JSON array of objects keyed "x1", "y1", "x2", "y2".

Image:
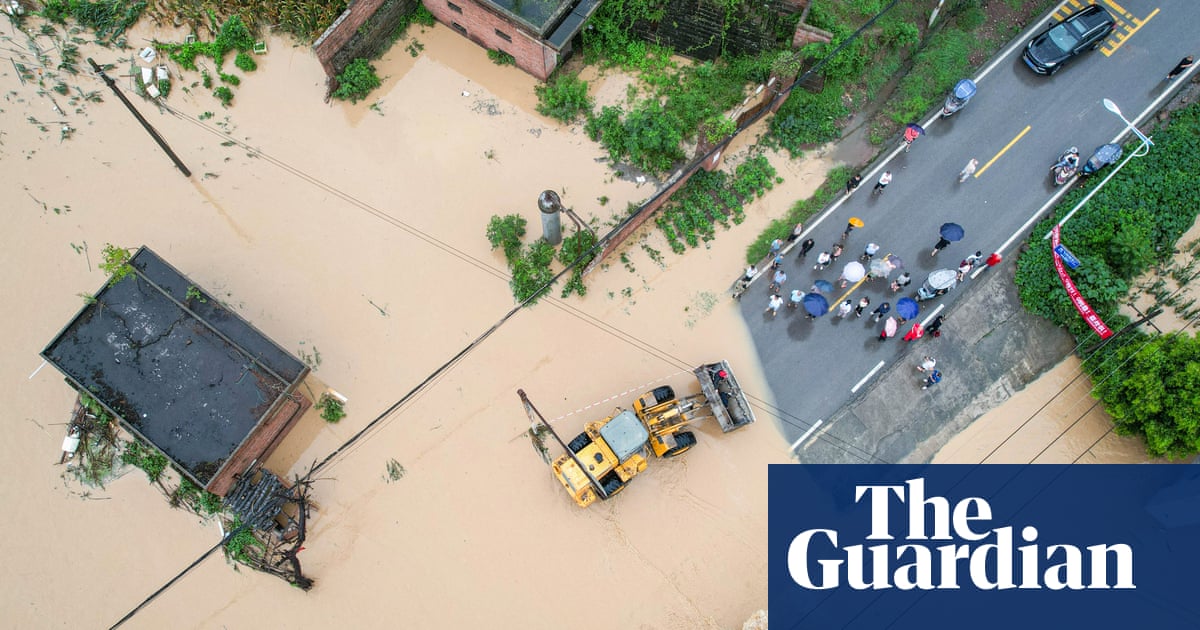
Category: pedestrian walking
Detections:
[
  {"x1": 830, "y1": 243, "x2": 844, "y2": 263},
  {"x1": 731, "y1": 278, "x2": 749, "y2": 300},
  {"x1": 744, "y1": 264, "x2": 758, "y2": 282},
  {"x1": 872, "y1": 171, "x2": 893, "y2": 195},
  {"x1": 870, "y1": 301, "x2": 891, "y2": 322},
  {"x1": 965, "y1": 250, "x2": 983, "y2": 266},
  {"x1": 931, "y1": 236, "x2": 952, "y2": 257},
  {"x1": 855, "y1": 297, "x2": 871, "y2": 317},
  {"x1": 814, "y1": 250, "x2": 832, "y2": 270},
  {"x1": 769, "y1": 268, "x2": 787, "y2": 293},
  {"x1": 766, "y1": 294, "x2": 784, "y2": 317},
  {"x1": 958, "y1": 158, "x2": 979, "y2": 183},
  {"x1": 985, "y1": 252, "x2": 1003, "y2": 267},
  {"x1": 860, "y1": 242, "x2": 880, "y2": 262},
  {"x1": 921, "y1": 369, "x2": 942, "y2": 390},
  {"x1": 845, "y1": 174, "x2": 863, "y2": 196},
  {"x1": 787, "y1": 222, "x2": 805, "y2": 243},
  {"x1": 836, "y1": 299, "x2": 853, "y2": 318},
  {"x1": 903, "y1": 322, "x2": 925, "y2": 342},
  {"x1": 956, "y1": 259, "x2": 973, "y2": 282},
  {"x1": 917, "y1": 356, "x2": 936, "y2": 372},
  {"x1": 902, "y1": 123, "x2": 923, "y2": 152},
  {"x1": 890, "y1": 272, "x2": 911, "y2": 293},
  {"x1": 789, "y1": 289, "x2": 803, "y2": 310},
  {"x1": 1166, "y1": 55, "x2": 1194, "y2": 81},
  {"x1": 770, "y1": 253, "x2": 784, "y2": 270},
  {"x1": 926, "y1": 314, "x2": 946, "y2": 337},
  {"x1": 770, "y1": 238, "x2": 783, "y2": 257},
  {"x1": 797, "y1": 238, "x2": 816, "y2": 259}
]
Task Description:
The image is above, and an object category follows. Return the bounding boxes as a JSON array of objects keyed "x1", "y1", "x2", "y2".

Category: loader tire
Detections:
[
  {"x1": 568, "y1": 432, "x2": 591, "y2": 453},
  {"x1": 600, "y1": 472, "x2": 627, "y2": 498},
  {"x1": 651, "y1": 385, "x2": 675, "y2": 404},
  {"x1": 663, "y1": 431, "x2": 697, "y2": 458}
]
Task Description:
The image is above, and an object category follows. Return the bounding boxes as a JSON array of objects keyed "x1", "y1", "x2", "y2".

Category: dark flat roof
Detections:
[
  {"x1": 42, "y1": 247, "x2": 307, "y2": 486},
  {"x1": 483, "y1": 0, "x2": 575, "y2": 36}
]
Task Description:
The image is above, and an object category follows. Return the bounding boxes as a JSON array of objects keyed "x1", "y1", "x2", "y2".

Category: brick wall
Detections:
[
  {"x1": 313, "y1": 0, "x2": 418, "y2": 78},
  {"x1": 423, "y1": 0, "x2": 559, "y2": 80}
]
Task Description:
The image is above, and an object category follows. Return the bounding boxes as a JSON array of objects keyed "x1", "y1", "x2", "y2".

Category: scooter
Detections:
[
  {"x1": 941, "y1": 79, "x2": 977, "y2": 117},
  {"x1": 1081, "y1": 143, "x2": 1122, "y2": 176},
  {"x1": 1050, "y1": 147, "x2": 1080, "y2": 186}
]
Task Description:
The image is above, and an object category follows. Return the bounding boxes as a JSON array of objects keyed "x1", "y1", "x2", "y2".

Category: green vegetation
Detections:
[
  {"x1": 745, "y1": 165, "x2": 853, "y2": 264},
  {"x1": 41, "y1": 0, "x2": 147, "y2": 45},
  {"x1": 213, "y1": 85, "x2": 233, "y2": 106},
  {"x1": 535, "y1": 73, "x2": 593, "y2": 124},
  {"x1": 162, "y1": 13, "x2": 255, "y2": 72},
  {"x1": 171, "y1": 477, "x2": 223, "y2": 515},
  {"x1": 186, "y1": 285, "x2": 207, "y2": 302},
  {"x1": 121, "y1": 439, "x2": 168, "y2": 484},
  {"x1": 558, "y1": 230, "x2": 598, "y2": 298},
  {"x1": 224, "y1": 518, "x2": 266, "y2": 562},
  {"x1": 1014, "y1": 103, "x2": 1200, "y2": 458},
  {"x1": 487, "y1": 49, "x2": 516, "y2": 66},
  {"x1": 388, "y1": 3, "x2": 435, "y2": 43},
  {"x1": 332, "y1": 58, "x2": 381, "y2": 103},
  {"x1": 99, "y1": 243, "x2": 134, "y2": 285},
  {"x1": 317, "y1": 394, "x2": 346, "y2": 423},
  {"x1": 656, "y1": 155, "x2": 777, "y2": 254},
  {"x1": 486, "y1": 214, "x2": 562, "y2": 304},
  {"x1": 234, "y1": 52, "x2": 257, "y2": 72}
]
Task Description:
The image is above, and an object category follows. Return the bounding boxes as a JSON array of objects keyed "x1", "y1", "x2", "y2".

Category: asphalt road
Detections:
[{"x1": 741, "y1": 0, "x2": 1199, "y2": 451}]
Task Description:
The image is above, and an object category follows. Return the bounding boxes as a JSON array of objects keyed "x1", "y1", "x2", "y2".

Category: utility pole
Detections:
[{"x1": 88, "y1": 58, "x2": 191, "y2": 177}]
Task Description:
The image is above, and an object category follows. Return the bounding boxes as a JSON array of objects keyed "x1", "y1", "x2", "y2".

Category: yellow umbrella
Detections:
[{"x1": 848, "y1": 217, "x2": 865, "y2": 228}]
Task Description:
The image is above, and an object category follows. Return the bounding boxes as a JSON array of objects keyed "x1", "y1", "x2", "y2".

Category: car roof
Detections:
[{"x1": 1071, "y1": 4, "x2": 1115, "y2": 29}]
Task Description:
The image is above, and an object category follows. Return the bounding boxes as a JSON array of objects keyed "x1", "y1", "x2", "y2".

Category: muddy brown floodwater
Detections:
[{"x1": 0, "y1": 19, "x2": 835, "y2": 629}]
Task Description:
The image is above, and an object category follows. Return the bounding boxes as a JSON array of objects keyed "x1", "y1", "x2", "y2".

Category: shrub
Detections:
[
  {"x1": 213, "y1": 86, "x2": 233, "y2": 106},
  {"x1": 332, "y1": 58, "x2": 381, "y2": 103},
  {"x1": 317, "y1": 394, "x2": 346, "y2": 423},
  {"x1": 121, "y1": 439, "x2": 168, "y2": 483},
  {"x1": 769, "y1": 79, "x2": 850, "y2": 155},
  {"x1": 219, "y1": 72, "x2": 240, "y2": 86},
  {"x1": 234, "y1": 52, "x2": 257, "y2": 72},
  {"x1": 487, "y1": 49, "x2": 515, "y2": 66},
  {"x1": 535, "y1": 73, "x2": 593, "y2": 124}
]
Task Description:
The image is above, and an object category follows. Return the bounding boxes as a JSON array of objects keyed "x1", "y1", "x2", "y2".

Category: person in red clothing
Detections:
[{"x1": 986, "y1": 252, "x2": 1003, "y2": 267}]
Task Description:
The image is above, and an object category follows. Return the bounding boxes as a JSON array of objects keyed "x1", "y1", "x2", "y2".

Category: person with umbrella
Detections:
[
  {"x1": 842, "y1": 217, "x2": 864, "y2": 241},
  {"x1": 803, "y1": 292, "x2": 829, "y2": 320},
  {"x1": 931, "y1": 222, "x2": 965, "y2": 257},
  {"x1": 811, "y1": 279, "x2": 834, "y2": 294},
  {"x1": 878, "y1": 316, "x2": 898, "y2": 341},
  {"x1": 894, "y1": 297, "x2": 920, "y2": 322},
  {"x1": 903, "y1": 322, "x2": 925, "y2": 342},
  {"x1": 838, "y1": 261, "x2": 866, "y2": 288}
]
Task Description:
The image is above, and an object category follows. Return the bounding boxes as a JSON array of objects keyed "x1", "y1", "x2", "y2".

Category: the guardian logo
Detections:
[{"x1": 788, "y1": 478, "x2": 1135, "y2": 591}]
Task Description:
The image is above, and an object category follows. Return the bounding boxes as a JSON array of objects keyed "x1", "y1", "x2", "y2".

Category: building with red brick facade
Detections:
[{"x1": 423, "y1": 0, "x2": 602, "y2": 80}]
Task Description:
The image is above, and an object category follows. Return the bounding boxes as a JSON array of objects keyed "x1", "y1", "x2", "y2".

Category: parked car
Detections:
[{"x1": 1022, "y1": 4, "x2": 1116, "y2": 75}]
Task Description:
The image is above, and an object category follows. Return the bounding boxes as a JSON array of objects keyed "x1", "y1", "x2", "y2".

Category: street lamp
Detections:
[{"x1": 1043, "y1": 98, "x2": 1154, "y2": 239}]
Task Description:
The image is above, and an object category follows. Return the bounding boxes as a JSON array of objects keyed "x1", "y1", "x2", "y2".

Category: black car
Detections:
[{"x1": 1023, "y1": 4, "x2": 1116, "y2": 75}]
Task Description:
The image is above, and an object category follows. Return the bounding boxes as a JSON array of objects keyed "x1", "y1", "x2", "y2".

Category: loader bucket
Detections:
[{"x1": 695, "y1": 361, "x2": 756, "y2": 432}]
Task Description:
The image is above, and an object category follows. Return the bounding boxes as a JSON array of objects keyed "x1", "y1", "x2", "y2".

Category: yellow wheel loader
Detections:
[{"x1": 520, "y1": 361, "x2": 755, "y2": 508}]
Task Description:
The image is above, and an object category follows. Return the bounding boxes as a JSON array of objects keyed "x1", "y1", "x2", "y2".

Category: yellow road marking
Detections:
[
  {"x1": 975, "y1": 126, "x2": 1031, "y2": 178},
  {"x1": 1102, "y1": 7, "x2": 1157, "y2": 56},
  {"x1": 1103, "y1": 0, "x2": 1129, "y2": 17}
]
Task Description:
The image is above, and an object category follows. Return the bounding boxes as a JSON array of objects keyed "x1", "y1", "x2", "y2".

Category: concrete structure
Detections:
[
  {"x1": 424, "y1": 0, "x2": 602, "y2": 80},
  {"x1": 41, "y1": 247, "x2": 311, "y2": 496}
]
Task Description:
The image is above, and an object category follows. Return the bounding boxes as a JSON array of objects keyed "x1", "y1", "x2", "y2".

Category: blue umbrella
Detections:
[
  {"x1": 939, "y1": 222, "x2": 965, "y2": 241},
  {"x1": 812, "y1": 279, "x2": 834, "y2": 293},
  {"x1": 802, "y1": 293, "x2": 829, "y2": 317},
  {"x1": 895, "y1": 297, "x2": 919, "y2": 320}
]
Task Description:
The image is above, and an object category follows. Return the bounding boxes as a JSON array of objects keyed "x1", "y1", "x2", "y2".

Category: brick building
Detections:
[{"x1": 423, "y1": 0, "x2": 602, "y2": 80}]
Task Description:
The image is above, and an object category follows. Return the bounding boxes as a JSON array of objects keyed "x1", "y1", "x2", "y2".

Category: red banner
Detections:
[{"x1": 1051, "y1": 226, "x2": 1113, "y2": 339}]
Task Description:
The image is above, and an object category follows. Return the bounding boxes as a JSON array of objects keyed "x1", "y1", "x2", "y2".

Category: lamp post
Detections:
[{"x1": 1043, "y1": 98, "x2": 1154, "y2": 239}]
